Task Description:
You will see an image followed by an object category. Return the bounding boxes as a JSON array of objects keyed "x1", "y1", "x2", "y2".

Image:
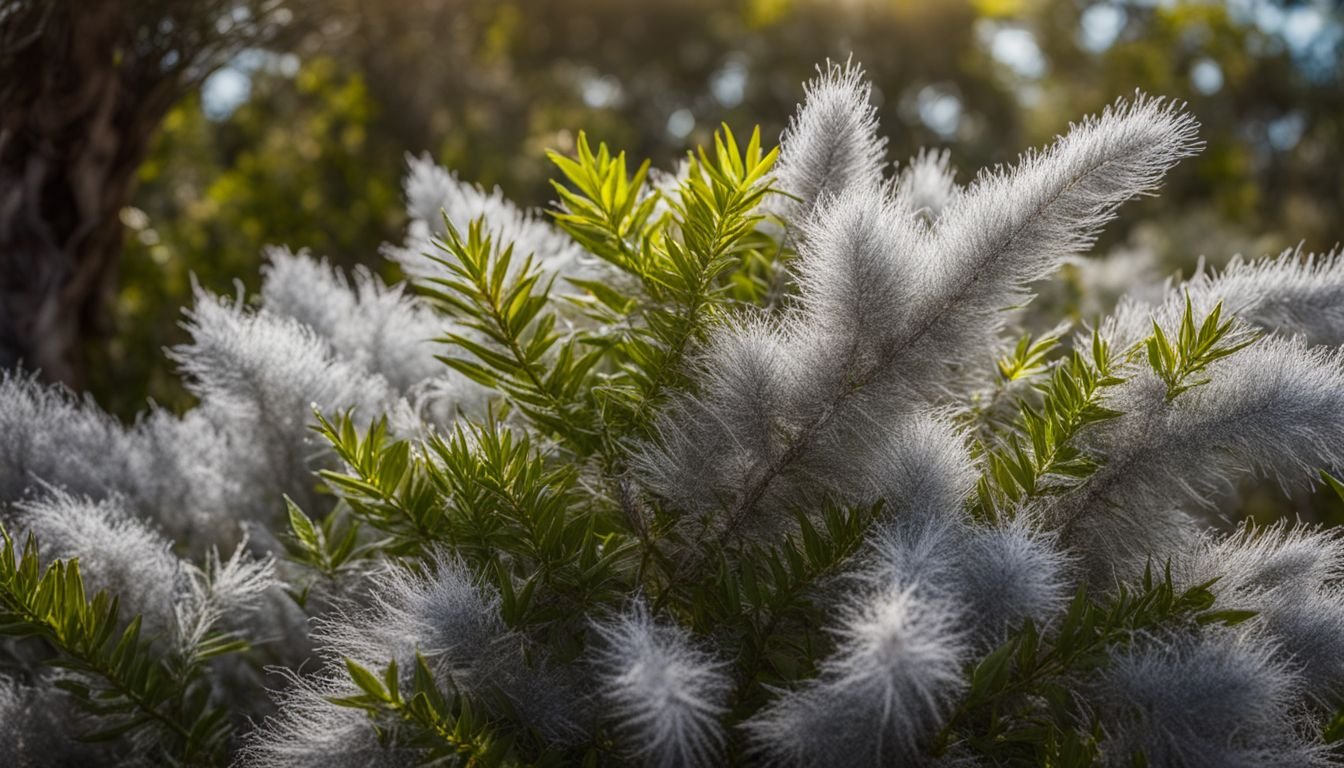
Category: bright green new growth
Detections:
[
  {"x1": 547, "y1": 128, "x2": 781, "y2": 441},
  {"x1": 1145, "y1": 293, "x2": 1257, "y2": 401},
  {"x1": 975, "y1": 331, "x2": 1126, "y2": 521}
]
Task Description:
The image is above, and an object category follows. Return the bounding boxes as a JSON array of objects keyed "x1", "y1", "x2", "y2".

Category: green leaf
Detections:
[
  {"x1": 286, "y1": 496, "x2": 319, "y2": 552},
  {"x1": 345, "y1": 658, "x2": 388, "y2": 701},
  {"x1": 1319, "y1": 470, "x2": 1344, "y2": 504}
]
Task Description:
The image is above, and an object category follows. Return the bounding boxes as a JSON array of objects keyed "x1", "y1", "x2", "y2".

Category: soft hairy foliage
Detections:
[
  {"x1": 592, "y1": 603, "x2": 731, "y2": 768},
  {"x1": 1093, "y1": 632, "x2": 1327, "y2": 767},
  {"x1": 743, "y1": 583, "x2": 968, "y2": 766},
  {"x1": 383, "y1": 153, "x2": 606, "y2": 287},
  {"x1": 2, "y1": 62, "x2": 1342, "y2": 767},
  {"x1": 771, "y1": 59, "x2": 886, "y2": 222}
]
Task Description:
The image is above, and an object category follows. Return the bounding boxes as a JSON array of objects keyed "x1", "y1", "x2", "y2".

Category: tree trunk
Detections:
[{"x1": 0, "y1": 1, "x2": 183, "y2": 389}]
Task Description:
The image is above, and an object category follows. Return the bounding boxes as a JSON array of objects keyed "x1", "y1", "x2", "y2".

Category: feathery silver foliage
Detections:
[
  {"x1": 10, "y1": 64, "x2": 1344, "y2": 767},
  {"x1": 313, "y1": 552, "x2": 504, "y2": 677},
  {"x1": 0, "y1": 680, "x2": 116, "y2": 768},
  {"x1": 1184, "y1": 523, "x2": 1344, "y2": 698},
  {"x1": 771, "y1": 59, "x2": 887, "y2": 223},
  {"x1": 0, "y1": 371, "x2": 254, "y2": 551},
  {"x1": 791, "y1": 186, "x2": 924, "y2": 366},
  {"x1": 261, "y1": 247, "x2": 443, "y2": 393},
  {"x1": 1255, "y1": 594, "x2": 1344, "y2": 701},
  {"x1": 863, "y1": 512, "x2": 969, "y2": 592},
  {"x1": 0, "y1": 370, "x2": 263, "y2": 553},
  {"x1": 9, "y1": 490, "x2": 183, "y2": 636},
  {"x1": 1195, "y1": 247, "x2": 1344, "y2": 345},
  {"x1": 173, "y1": 287, "x2": 391, "y2": 419},
  {"x1": 1109, "y1": 247, "x2": 1344, "y2": 349},
  {"x1": 174, "y1": 537, "x2": 277, "y2": 660},
  {"x1": 384, "y1": 153, "x2": 604, "y2": 285},
  {"x1": 169, "y1": 289, "x2": 392, "y2": 511},
  {"x1": 863, "y1": 512, "x2": 1069, "y2": 647},
  {"x1": 953, "y1": 521, "x2": 1072, "y2": 644},
  {"x1": 236, "y1": 671, "x2": 418, "y2": 768},
  {"x1": 893, "y1": 148, "x2": 959, "y2": 224},
  {"x1": 249, "y1": 552, "x2": 589, "y2": 760},
  {"x1": 921, "y1": 94, "x2": 1198, "y2": 375},
  {"x1": 1189, "y1": 521, "x2": 1344, "y2": 596},
  {"x1": 744, "y1": 584, "x2": 968, "y2": 767},
  {"x1": 122, "y1": 406, "x2": 238, "y2": 548},
  {"x1": 0, "y1": 372, "x2": 126, "y2": 503},
  {"x1": 1094, "y1": 632, "x2": 1327, "y2": 767},
  {"x1": 243, "y1": 553, "x2": 504, "y2": 765},
  {"x1": 639, "y1": 92, "x2": 1200, "y2": 529},
  {"x1": 592, "y1": 602, "x2": 732, "y2": 768},
  {"x1": 261, "y1": 247, "x2": 490, "y2": 422},
  {"x1": 629, "y1": 317, "x2": 798, "y2": 517},
  {"x1": 1056, "y1": 336, "x2": 1344, "y2": 571}
]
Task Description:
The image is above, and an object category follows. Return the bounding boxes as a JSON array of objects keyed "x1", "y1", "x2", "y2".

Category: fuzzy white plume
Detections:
[
  {"x1": 638, "y1": 91, "x2": 1200, "y2": 529},
  {"x1": 247, "y1": 551, "x2": 591, "y2": 763},
  {"x1": 122, "y1": 406, "x2": 238, "y2": 548},
  {"x1": 169, "y1": 289, "x2": 392, "y2": 512},
  {"x1": 790, "y1": 185, "x2": 925, "y2": 367},
  {"x1": 1183, "y1": 523, "x2": 1344, "y2": 699},
  {"x1": 261, "y1": 247, "x2": 491, "y2": 421},
  {"x1": 894, "y1": 148, "x2": 959, "y2": 224},
  {"x1": 0, "y1": 372, "x2": 254, "y2": 552},
  {"x1": 743, "y1": 584, "x2": 967, "y2": 767},
  {"x1": 384, "y1": 153, "x2": 604, "y2": 285},
  {"x1": 921, "y1": 94, "x2": 1199, "y2": 375},
  {"x1": 0, "y1": 372, "x2": 125, "y2": 503},
  {"x1": 261, "y1": 248, "x2": 439, "y2": 391},
  {"x1": 771, "y1": 59, "x2": 887, "y2": 223},
  {"x1": 1094, "y1": 632, "x2": 1328, "y2": 767},
  {"x1": 313, "y1": 553, "x2": 505, "y2": 676},
  {"x1": 953, "y1": 521, "x2": 1072, "y2": 643},
  {"x1": 592, "y1": 603, "x2": 731, "y2": 768}
]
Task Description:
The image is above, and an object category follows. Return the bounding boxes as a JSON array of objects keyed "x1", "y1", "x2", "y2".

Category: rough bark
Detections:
[{"x1": 0, "y1": 0, "x2": 292, "y2": 389}]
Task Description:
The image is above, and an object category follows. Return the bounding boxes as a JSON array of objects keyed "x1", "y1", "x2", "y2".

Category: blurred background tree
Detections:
[
  {"x1": 43, "y1": 0, "x2": 1342, "y2": 418},
  {"x1": 0, "y1": 0, "x2": 302, "y2": 390}
]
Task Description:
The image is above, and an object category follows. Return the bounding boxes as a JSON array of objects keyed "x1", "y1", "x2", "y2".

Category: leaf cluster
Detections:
[
  {"x1": 0, "y1": 527, "x2": 242, "y2": 765},
  {"x1": 975, "y1": 332, "x2": 1126, "y2": 520},
  {"x1": 549, "y1": 128, "x2": 781, "y2": 443},
  {"x1": 938, "y1": 564, "x2": 1254, "y2": 766},
  {"x1": 316, "y1": 411, "x2": 635, "y2": 649},
  {"x1": 1146, "y1": 295, "x2": 1257, "y2": 401},
  {"x1": 334, "y1": 654, "x2": 527, "y2": 767},
  {"x1": 423, "y1": 218, "x2": 603, "y2": 453},
  {"x1": 284, "y1": 498, "x2": 382, "y2": 608}
]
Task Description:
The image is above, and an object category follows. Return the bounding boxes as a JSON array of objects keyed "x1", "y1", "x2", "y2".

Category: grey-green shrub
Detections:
[{"x1": 1, "y1": 61, "x2": 1342, "y2": 767}]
